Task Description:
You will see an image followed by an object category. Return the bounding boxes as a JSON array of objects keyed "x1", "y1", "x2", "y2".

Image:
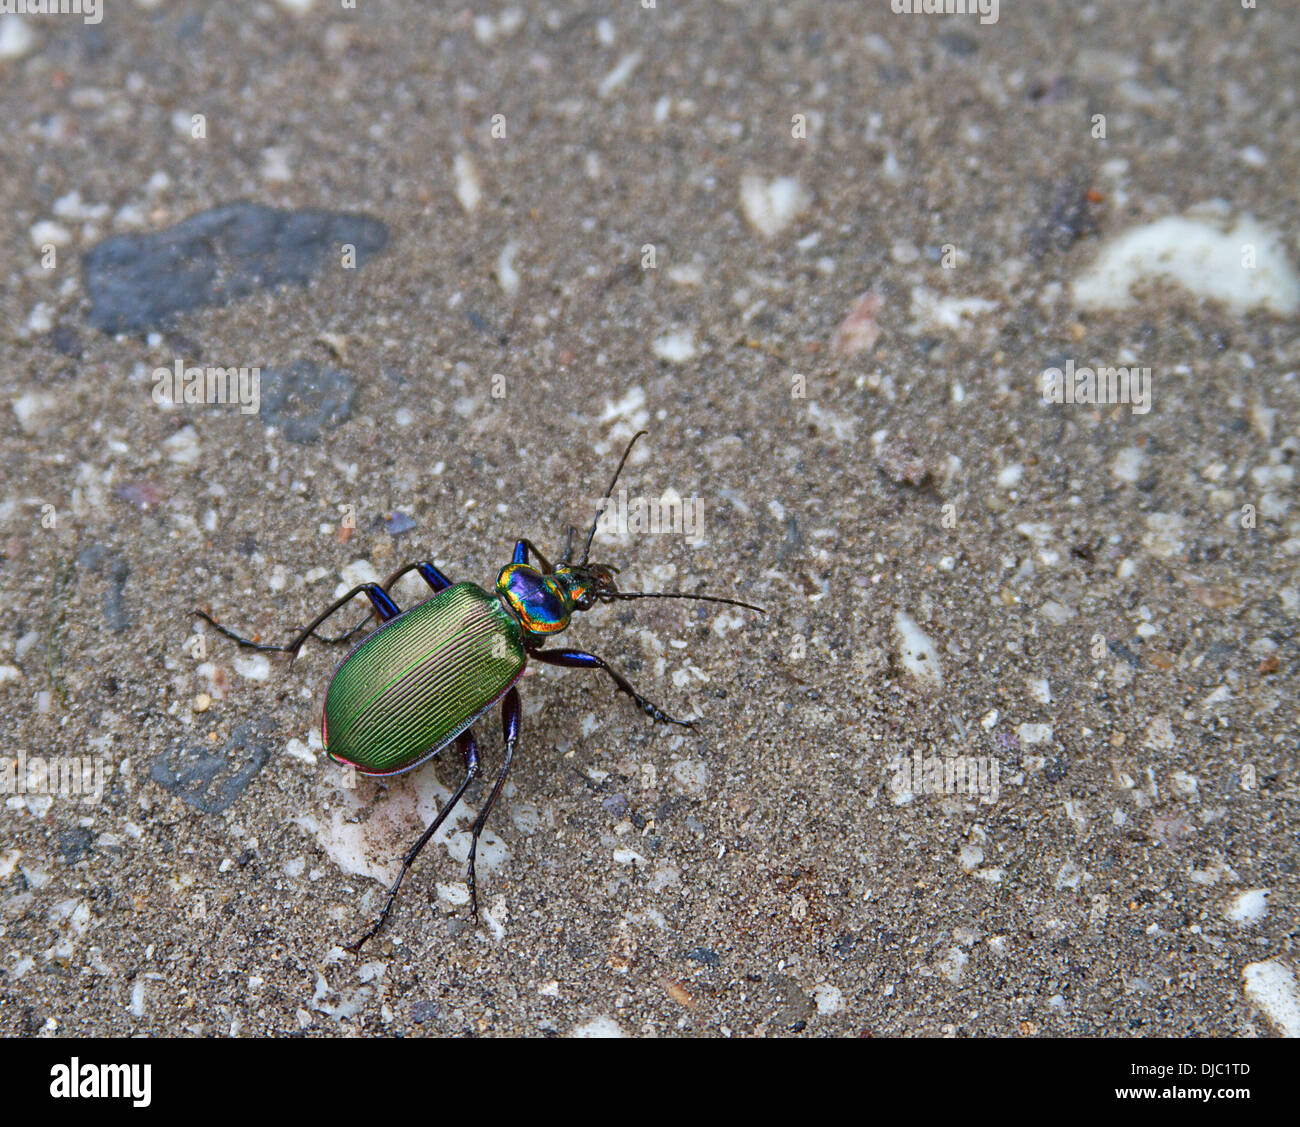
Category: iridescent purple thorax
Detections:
[{"x1": 495, "y1": 562, "x2": 620, "y2": 639}]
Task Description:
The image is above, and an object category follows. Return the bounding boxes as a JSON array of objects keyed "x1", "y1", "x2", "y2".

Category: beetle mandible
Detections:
[{"x1": 194, "y1": 432, "x2": 763, "y2": 950}]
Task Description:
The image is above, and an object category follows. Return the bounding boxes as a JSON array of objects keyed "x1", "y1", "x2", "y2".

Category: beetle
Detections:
[{"x1": 194, "y1": 432, "x2": 762, "y2": 950}]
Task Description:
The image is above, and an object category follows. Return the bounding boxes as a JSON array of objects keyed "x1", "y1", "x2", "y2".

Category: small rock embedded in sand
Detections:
[
  {"x1": 739, "y1": 175, "x2": 809, "y2": 239},
  {"x1": 496, "y1": 242, "x2": 521, "y2": 297},
  {"x1": 1018, "y1": 723, "x2": 1053, "y2": 746},
  {"x1": 831, "y1": 292, "x2": 882, "y2": 357},
  {"x1": 1142, "y1": 512, "x2": 1186, "y2": 559},
  {"x1": 1141, "y1": 715, "x2": 1176, "y2": 751},
  {"x1": 82, "y1": 202, "x2": 388, "y2": 334},
  {"x1": 909, "y1": 285, "x2": 998, "y2": 333},
  {"x1": 893, "y1": 610, "x2": 942, "y2": 689},
  {"x1": 1242, "y1": 961, "x2": 1300, "y2": 1037},
  {"x1": 570, "y1": 1016, "x2": 626, "y2": 1037},
  {"x1": 1112, "y1": 447, "x2": 1146, "y2": 484},
  {"x1": 1225, "y1": 888, "x2": 1270, "y2": 925},
  {"x1": 0, "y1": 14, "x2": 37, "y2": 60},
  {"x1": 652, "y1": 330, "x2": 697, "y2": 364},
  {"x1": 1072, "y1": 211, "x2": 1300, "y2": 316},
  {"x1": 597, "y1": 52, "x2": 641, "y2": 99},
  {"x1": 30, "y1": 220, "x2": 72, "y2": 249},
  {"x1": 813, "y1": 984, "x2": 844, "y2": 1015},
  {"x1": 453, "y1": 153, "x2": 481, "y2": 214}
]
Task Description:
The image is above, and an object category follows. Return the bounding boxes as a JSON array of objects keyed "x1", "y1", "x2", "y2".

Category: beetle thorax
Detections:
[{"x1": 496, "y1": 564, "x2": 573, "y2": 636}]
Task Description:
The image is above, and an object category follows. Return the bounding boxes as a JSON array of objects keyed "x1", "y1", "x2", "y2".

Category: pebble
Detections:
[
  {"x1": 29, "y1": 220, "x2": 72, "y2": 249},
  {"x1": 164, "y1": 426, "x2": 200, "y2": 465},
  {"x1": 453, "y1": 153, "x2": 481, "y2": 213},
  {"x1": 909, "y1": 285, "x2": 998, "y2": 333},
  {"x1": 831, "y1": 292, "x2": 882, "y2": 357},
  {"x1": 652, "y1": 330, "x2": 697, "y2": 364},
  {"x1": 385, "y1": 511, "x2": 416, "y2": 537},
  {"x1": 1112, "y1": 447, "x2": 1146, "y2": 483},
  {"x1": 1142, "y1": 512, "x2": 1186, "y2": 559},
  {"x1": 597, "y1": 52, "x2": 641, "y2": 99},
  {"x1": 1242, "y1": 961, "x2": 1300, "y2": 1037},
  {"x1": 496, "y1": 242, "x2": 521, "y2": 296},
  {"x1": 1225, "y1": 888, "x2": 1270, "y2": 925},
  {"x1": 259, "y1": 360, "x2": 357, "y2": 444},
  {"x1": 233, "y1": 654, "x2": 271, "y2": 682},
  {"x1": 0, "y1": 14, "x2": 36, "y2": 60},
  {"x1": 83, "y1": 202, "x2": 388, "y2": 333},
  {"x1": 893, "y1": 611, "x2": 942, "y2": 689},
  {"x1": 739, "y1": 175, "x2": 809, "y2": 239},
  {"x1": 1073, "y1": 211, "x2": 1300, "y2": 316},
  {"x1": 813, "y1": 984, "x2": 844, "y2": 1015},
  {"x1": 570, "y1": 1016, "x2": 626, "y2": 1037}
]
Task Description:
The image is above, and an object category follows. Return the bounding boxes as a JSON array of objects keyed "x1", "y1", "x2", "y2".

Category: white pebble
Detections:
[
  {"x1": 1226, "y1": 888, "x2": 1270, "y2": 925},
  {"x1": 813, "y1": 983, "x2": 844, "y2": 1015},
  {"x1": 997, "y1": 463, "x2": 1023, "y2": 489},
  {"x1": 30, "y1": 220, "x2": 72, "y2": 249},
  {"x1": 233, "y1": 654, "x2": 271, "y2": 682},
  {"x1": 1112, "y1": 447, "x2": 1146, "y2": 483},
  {"x1": 164, "y1": 426, "x2": 201, "y2": 465},
  {"x1": 1073, "y1": 212, "x2": 1300, "y2": 316},
  {"x1": 597, "y1": 52, "x2": 641, "y2": 99},
  {"x1": 739, "y1": 175, "x2": 809, "y2": 239},
  {"x1": 652, "y1": 330, "x2": 697, "y2": 364},
  {"x1": 1242, "y1": 961, "x2": 1300, "y2": 1037},
  {"x1": 496, "y1": 242, "x2": 521, "y2": 297},
  {"x1": 893, "y1": 611, "x2": 942, "y2": 689},
  {"x1": 453, "y1": 153, "x2": 481, "y2": 214},
  {"x1": 570, "y1": 1016, "x2": 626, "y2": 1038},
  {"x1": 0, "y1": 14, "x2": 36, "y2": 60}
]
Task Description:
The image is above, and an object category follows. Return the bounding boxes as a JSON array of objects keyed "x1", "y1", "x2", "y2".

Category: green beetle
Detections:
[{"x1": 195, "y1": 433, "x2": 762, "y2": 950}]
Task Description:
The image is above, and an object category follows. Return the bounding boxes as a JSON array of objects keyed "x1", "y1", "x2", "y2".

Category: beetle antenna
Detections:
[
  {"x1": 581, "y1": 430, "x2": 647, "y2": 565},
  {"x1": 613, "y1": 591, "x2": 765, "y2": 614}
]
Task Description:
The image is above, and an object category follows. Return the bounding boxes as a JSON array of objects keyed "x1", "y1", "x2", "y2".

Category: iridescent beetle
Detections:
[{"x1": 195, "y1": 433, "x2": 762, "y2": 950}]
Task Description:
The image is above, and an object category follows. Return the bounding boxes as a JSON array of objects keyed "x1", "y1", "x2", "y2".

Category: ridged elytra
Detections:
[{"x1": 193, "y1": 433, "x2": 763, "y2": 951}]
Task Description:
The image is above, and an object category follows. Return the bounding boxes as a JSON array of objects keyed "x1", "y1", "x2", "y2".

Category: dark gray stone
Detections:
[
  {"x1": 149, "y1": 724, "x2": 271, "y2": 814},
  {"x1": 83, "y1": 202, "x2": 388, "y2": 333},
  {"x1": 259, "y1": 359, "x2": 357, "y2": 443}
]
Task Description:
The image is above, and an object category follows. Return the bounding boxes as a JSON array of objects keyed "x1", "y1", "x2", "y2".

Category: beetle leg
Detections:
[
  {"x1": 531, "y1": 648, "x2": 694, "y2": 727},
  {"x1": 465, "y1": 686, "x2": 521, "y2": 919},
  {"x1": 345, "y1": 728, "x2": 481, "y2": 953},
  {"x1": 193, "y1": 583, "x2": 401, "y2": 660},
  {"x1": 315, "y1": 561, "x2": 456, "y2": 645},
  {"x1": 383, "y1": 560, "x2": 456, "y2": 594},
  {"x1": 512, "y1": 539, "x2": 554, "y2": 573}
]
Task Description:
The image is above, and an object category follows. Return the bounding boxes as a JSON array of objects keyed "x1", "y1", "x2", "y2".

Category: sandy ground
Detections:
[{"x1": 1, "y1": 1, "x2": 1297, "y2": 1037}]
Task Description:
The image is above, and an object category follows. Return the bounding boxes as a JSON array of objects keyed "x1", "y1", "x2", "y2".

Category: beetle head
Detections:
[{"x1": 553, "y1": 562, "x2": 619, "y2": 611}]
